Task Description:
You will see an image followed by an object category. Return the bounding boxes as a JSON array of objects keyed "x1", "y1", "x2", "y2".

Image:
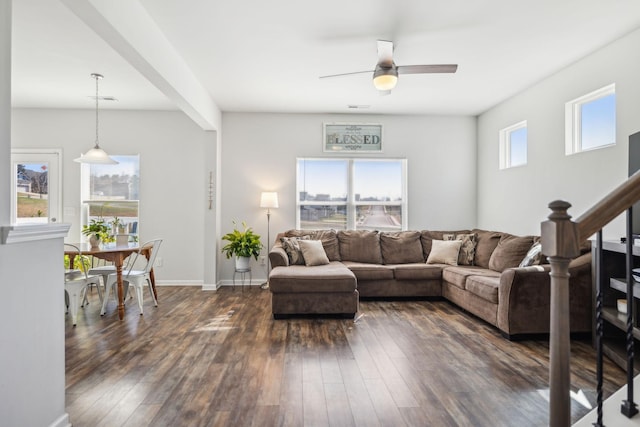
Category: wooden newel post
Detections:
[{"x1": 541, "y1": 200, "x2": 580, "y2": 427}]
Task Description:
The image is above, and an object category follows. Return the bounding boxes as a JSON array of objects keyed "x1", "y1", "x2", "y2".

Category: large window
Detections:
[
  {"x1": 565, "y1": 84, "x2": 616, "y2": 155},
  {"x1": 297, "y1": 158, "x2": 407, "y2": 231},
  {"x1": 499, "y1": 120, "x2": 527, "y2": 169},
  {"x1": 81, "y1": 155, "x2": 140, "y2": 241}
]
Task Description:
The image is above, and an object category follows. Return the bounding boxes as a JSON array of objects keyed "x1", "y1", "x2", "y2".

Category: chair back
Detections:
[
  {"x1": 138, "y1": 239, "x2": 162, "y2": 274},
  {"x1": 64, "y1": 243, "x2": 90, "y2": 279}
]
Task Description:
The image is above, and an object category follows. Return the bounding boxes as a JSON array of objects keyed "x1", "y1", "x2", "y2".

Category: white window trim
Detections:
[
  {"x1": 296, "y1": 157, "x2": 408, "y2": 230},
  {"x1": 499, "y1": 120, "x2": 527, "y2": 170},
  {"x1": 565, "y1": 83, "x2": 616, "y2": 155}
]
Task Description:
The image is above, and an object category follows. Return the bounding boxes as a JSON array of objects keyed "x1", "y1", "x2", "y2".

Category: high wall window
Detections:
[
  {"x1": 81, "y1": 155, "x2": 140, "y2": 241},
  {"x1": 499, "y1": 120, "x2": 527, "y2": 169},
  {"x1": 565, "y1": 83, "x2": 616, "y2": 155},
  {"x1": 297, "y1": 158, "x2": 407, "y2": 231}
]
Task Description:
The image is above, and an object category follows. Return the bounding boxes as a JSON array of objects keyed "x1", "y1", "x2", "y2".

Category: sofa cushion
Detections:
[
  {"x1": 341, "y1": 261, "x2": 394, "y2": 281},
  {"x1": 420, "y1": 230, "x2": 471, "y2": 260},
  {"x1": 427, "y1": 240, "x2": 462, "y2": 266},
  {"x1": 298, "y1": 239, "x2": 330, "y2": 266},
  {"x1": 313, "y1": 229, "x2": 341, "y2": 262},
  {"x1": 472, "y1": 229, "x2": 502, "y2": 268},
  {"x1": 380, "y1": 231, "x2": 424, "y2": 264},
  {"x1": 442, "y1": 266, "x2": 501, "y2": 290},
  {"x1": 269, "y1": 262, "x2": 356, "y2": 293},
  {"x1": 280, "y1": 235, "x2": 311, "y2": 265},
  {"x1": 443, "y1": 233, "x2": 477, "y2": 265},
  {"x1": 488, "y1": 234, "x2": 535, "y2": 272},
  {"x1": 338, "y1": 230, "x2": 383, "y2": 264},
  {"x1": 465, "y1": 275, "x2": 500, "y2": 304},
  {"x1": 392, "y1": 263, "x2": 443, "y2": 280}
]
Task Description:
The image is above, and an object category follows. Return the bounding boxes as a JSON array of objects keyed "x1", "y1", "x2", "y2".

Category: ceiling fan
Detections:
[{"x1": 320, "y1": 40, "x2": 458, "y2": 94}]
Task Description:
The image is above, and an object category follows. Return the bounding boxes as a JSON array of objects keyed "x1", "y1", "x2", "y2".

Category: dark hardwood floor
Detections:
[{"x1": 65, "y1": 286, "x2": 626, "y2": 426}]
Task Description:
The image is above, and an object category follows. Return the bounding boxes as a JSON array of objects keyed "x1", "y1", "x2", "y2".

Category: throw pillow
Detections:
[
  {"x1": 298, "y1": 239, "x2": 330, "y2": 266},
  {"x1": 519, "y1": 242, "x2": 543, "y2": 267},
  {"x1": 337, "y1": 230, "x2": 383, "y2": 264},
  {"x1": 380, "y1": 231, "x2": 424, "y2": 264},
  {"x1": 426, "y1": 239, "x2": 463, "y2": 266},
  {"x1": 280, "y1": 235, "x2": 311, "y2": 265},
  {"x1": 488, "y1": 234, "x2": 535, "y2": 272},
  {"x1": 443, "y1": 233, "x2": 477, "y2": 265}
]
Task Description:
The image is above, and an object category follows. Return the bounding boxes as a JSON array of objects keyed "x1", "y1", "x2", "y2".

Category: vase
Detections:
[
  {"x1": 89, "y1": 235, "x2": 101, "y2": 248},
  {"x1": 235, "y1": 256, "x2": 250, "y2": 271}
]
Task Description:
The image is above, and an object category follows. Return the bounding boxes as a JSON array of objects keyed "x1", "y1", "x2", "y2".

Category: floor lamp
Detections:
[{"x1": 260, "y1": 191, "x2": 279, "y2": 289}]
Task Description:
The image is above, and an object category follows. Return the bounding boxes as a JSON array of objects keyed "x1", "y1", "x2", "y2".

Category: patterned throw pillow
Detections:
[
  {"x1": 519, "y1": 242, "x2": 542, "y2": 267},
  {"x1": 280, "y1": 235, "x2": 311, "y2": 265},
  {"x1": 443, "y1": 233, "x2": 477, "y2": 265}
]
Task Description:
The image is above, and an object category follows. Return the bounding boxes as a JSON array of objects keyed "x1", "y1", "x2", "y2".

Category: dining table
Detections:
[{"x1": 65, "y1": 241, "x2": 157, "y2": 320}]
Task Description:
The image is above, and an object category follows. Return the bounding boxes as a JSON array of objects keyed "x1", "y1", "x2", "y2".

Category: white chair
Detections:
[
  {"x1": 101, "y1": 239, "x2": 162, "y2": 315},
  {"x1": 64, "y1": 244, "x2": 102, "y2": 326}
]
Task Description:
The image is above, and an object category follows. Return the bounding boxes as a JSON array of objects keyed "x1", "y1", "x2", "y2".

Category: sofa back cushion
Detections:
[
  {"x1": 420, "y1": 230, "x2": 471, "y2": 260},
  {"x1": 338, "y1": 230, "x2": 383, "y2": 264},
  {"x1": 285, "y1": 229, "x2": 341, "y2": 261},
  {"x1": 472, "y1": 229, "x2": 502, "y2": 268},
  {"x1": 380, "y1": 231, "x2": 424, "y2": 264},
  {"x1": 488, "y1": 233, "x2": 535, "y2": 272}
]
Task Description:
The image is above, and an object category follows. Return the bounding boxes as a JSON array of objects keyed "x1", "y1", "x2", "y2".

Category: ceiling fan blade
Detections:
[
  {"x1": 319, "y1": 70, "x2": 373, "y2": 79},
  {"x1": 397, "y1": 64, "x2": 458, "y2": 74},
  {"x1": 377, "y1": 40, "x2": 394, "y2": 67}
]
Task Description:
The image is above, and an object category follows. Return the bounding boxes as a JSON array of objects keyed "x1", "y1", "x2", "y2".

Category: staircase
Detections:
[{"x1": 543, "y1": 171, "x2": 640, "y2": 426}]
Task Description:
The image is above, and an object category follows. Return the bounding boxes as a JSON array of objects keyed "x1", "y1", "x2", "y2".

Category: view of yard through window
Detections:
[
  {"x1": 16, "y1": 162, "x2": 49, "y2": 222},
  {"x1": 297, "y1": 158, "x2": 406, "y2": 230}
]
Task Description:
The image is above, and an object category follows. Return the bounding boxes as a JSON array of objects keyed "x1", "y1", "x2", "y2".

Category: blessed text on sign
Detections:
[{"x1": 323, "y1": 123, "x2": 383, "y2": 152}]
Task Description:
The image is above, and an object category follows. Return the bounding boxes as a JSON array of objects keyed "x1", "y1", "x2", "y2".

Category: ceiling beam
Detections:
[{"x1": 61, "y1": 0, "x2": 221, "y2": 131}]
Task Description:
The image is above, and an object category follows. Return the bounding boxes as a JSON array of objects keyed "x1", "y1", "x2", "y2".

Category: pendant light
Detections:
[{"x1": 74, "y1": 73, "x2": 118, "y2": 164}]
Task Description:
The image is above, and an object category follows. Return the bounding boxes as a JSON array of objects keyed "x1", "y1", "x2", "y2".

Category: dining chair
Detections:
[
  {"x1": 101, "y1": 239, "x2": 162, "y2": 315},
  {"x1": 64, "y1": 244, "x2": 103, "y2": 326}
]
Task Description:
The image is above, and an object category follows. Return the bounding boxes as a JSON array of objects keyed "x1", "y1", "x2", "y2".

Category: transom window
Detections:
[
  {"x1": 499, "y1": 120, "x2": 527, "y2": 169},
  {"x1": 565, "y1": 83, "x2": 616, "y2": 155},
  {"x1": 296, "y1": 158, "x2": 407, "y2": 231}
]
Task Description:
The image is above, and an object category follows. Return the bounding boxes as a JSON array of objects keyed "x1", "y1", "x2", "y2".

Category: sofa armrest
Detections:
[
  {"x1": 269, "y1": 245, "x2": 289, "y2": 268},
  {"x1": 497, "y1": 252, "x2": 592, "y2": 336}
]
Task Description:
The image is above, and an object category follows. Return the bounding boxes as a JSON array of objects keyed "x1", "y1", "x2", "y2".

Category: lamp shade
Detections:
[
  {"x1": 260, "y1": 192, "x2": 279, "y2": 209},
  {"x1": 74, "y1": 146, "x2": 118, "y2": 164}
]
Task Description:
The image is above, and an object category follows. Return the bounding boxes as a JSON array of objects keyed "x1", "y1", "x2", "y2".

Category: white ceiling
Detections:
[{"x1": 10, "y1": 0, "x2": 640, "y2": 119}]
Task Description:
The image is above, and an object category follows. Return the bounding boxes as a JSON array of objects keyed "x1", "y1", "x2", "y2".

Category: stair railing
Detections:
[{"x1": 542, "y1": 171, "x2": 640, "y2": 426}]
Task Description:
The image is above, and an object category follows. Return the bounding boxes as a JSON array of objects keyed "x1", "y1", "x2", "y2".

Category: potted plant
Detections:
[
  {"x1": 221, "y1": 221, "x2": 263, "y2": 270},
  {"x1": 82, "y1": 218, "x2": 110, "y2": 248}
]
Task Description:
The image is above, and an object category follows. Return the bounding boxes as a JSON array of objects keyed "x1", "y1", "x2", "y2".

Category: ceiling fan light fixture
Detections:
[{"x1": 373, "y1": 64, "x2": 398, "y2": 91}]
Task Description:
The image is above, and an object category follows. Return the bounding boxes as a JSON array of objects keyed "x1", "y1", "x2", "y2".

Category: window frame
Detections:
[
  {"x1": 499, "y1": 120, "x2": 528, "y2": 170},
  {"x1": 296, "y1": 157, "x2": 408, "y2": 231},
  {"x1": 565, "y1": 83, "x2": 616, "y2": 155}
]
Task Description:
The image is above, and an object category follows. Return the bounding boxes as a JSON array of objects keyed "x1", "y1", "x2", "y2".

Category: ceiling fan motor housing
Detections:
[{"x1": 373, "y1": 62, "x2": 398, "y2": 90}]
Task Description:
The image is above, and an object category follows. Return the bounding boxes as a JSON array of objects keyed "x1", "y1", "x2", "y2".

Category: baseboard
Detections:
[
  {"x1": 155, "y1": 280, "x2": 204, "y2": 286},
  {"x1": 49, "y1": 413, "x2": 71, "y2": 427},
  {"x1": 217, "y1": 279, "x2": 266, "y2": 288}
]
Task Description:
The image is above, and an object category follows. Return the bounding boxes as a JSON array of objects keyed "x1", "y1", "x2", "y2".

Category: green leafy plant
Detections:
[
  {"x1": 64, "y1": 254, "x2": 91, "y2": 271},
  {"x1": 221, "y1": 221, "x2": 263, "y2": 260},
  {"x1": 81, "y1": 218, "x2": 110, "y2": 243}
]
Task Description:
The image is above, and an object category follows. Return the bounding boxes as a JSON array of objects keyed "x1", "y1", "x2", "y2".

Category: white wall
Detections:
[
  {"x1": 477, "y1": 27, "x2": 640, "y2": 238},
  {"x1": 220, "y1": 113, "x2": 477, "y2": 282},
  {"x1": 11, "y1": 109, "x2": 217, "y2": 284}
]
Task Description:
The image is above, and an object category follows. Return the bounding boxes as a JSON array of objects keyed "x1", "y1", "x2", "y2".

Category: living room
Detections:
[{"x1": 3, "y1": 1, "x2": 640, "y2": 426}]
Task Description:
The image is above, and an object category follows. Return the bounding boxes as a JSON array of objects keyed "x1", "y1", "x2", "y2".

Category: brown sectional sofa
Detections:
[{"x1": 268, "y1": 229, "x2": 592, "y2": 339}]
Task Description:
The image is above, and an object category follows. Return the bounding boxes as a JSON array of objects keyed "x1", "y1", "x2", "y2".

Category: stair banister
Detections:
[{"x1": 542, "y1": 171, "x2": 640, "y2": 426}]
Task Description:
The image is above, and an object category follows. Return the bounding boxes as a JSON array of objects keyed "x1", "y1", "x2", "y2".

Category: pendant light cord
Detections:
[{"x1": 92, "y1": 73, "x2": 103, "y2": 149}]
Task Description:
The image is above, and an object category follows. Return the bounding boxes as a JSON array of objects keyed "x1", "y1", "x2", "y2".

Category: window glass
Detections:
[
  {"x1": 499, "y1": 121, "x2": 527, "y2": 169},
  {"x1": 565, "y1": 84, "x2": 616, "y2": 155},
  {"x1": 580, "y1": 93, "x2": 616, "y2": 151},
  {"x1": 82, "y1": 155, "x2": 140, "y2": 240},
  {"x1": 297, "y1": 158, "x2": 406, "y2": 230}
]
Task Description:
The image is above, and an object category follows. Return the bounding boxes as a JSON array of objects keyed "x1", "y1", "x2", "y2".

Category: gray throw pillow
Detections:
[
  {"x1": 280, "y1": 235, "x2": 311, "y2": 265},
  {"x1": 443, "y1": 233, "x2": 477, "y2": 265},
  {"x1": 519, "y1": 242, "x2": 542, "y2": 267}
]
